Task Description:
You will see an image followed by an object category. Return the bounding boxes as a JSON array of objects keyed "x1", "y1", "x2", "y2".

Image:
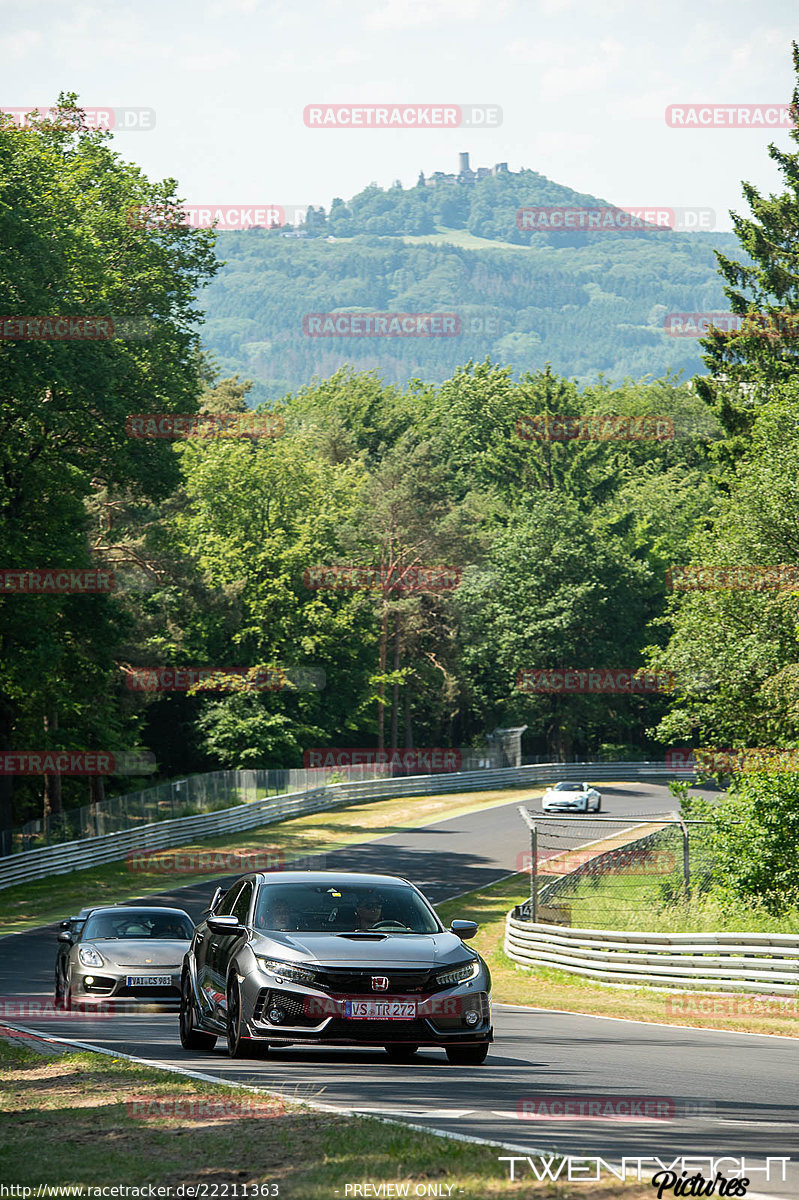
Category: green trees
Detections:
[{"x1": 0, "y1": 98, "x2": 216, "y2": 825}]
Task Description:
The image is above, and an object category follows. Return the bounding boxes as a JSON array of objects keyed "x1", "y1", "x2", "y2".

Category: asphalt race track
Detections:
[{"x1": 3, "y1": 782, "x2": 798, "y2": 1198}]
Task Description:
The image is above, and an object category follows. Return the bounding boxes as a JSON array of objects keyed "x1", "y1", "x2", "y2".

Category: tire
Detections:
[
  {"x1": 64, "y1": 985, "x2": 73, "y2": 1012},
  {"x1": 179, "y1": 970, "x2": 217, "y2": 1052},
  {"x1": 595, "y1": 797, "x2": 602, "y2": 812},
  {"x1": 54, "y1": 972, "x2": 65, "y2": 1009},
  {"x1": 445, "y1": 1043, "x2": 489, "y2": 1065},
  {"x1": 385, "y1": 1044, "x2": 419, "y2": 1062},
  {"x1": 226, "y1": 975, "x2": 256, "y2": 1059}
]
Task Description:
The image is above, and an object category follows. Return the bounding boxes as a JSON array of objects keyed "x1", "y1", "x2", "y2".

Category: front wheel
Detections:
[
  {"x1": 594, "y1": 797, "x2": 602, "y2": 812},
  {"x1": 54, "y1": 972, "x2": 65, "y2": 1009},
  {"x1": 385, "y1": 1044, "x2": 418, "y2": 1062},
  {"x1": 445, "y1": 1043, "x2": 489, "y2": 1065},
  {"x1": 226, "y1": 976, "x2": 257, "y2": 1059},
  {"x1": 179, "y1": 971, "x2": 217, "y2": 1051}
]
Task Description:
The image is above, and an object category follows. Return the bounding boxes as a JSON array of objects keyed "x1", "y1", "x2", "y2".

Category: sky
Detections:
[{"x1": 1, "y1": 0, "x2": 796, "y2": 233}]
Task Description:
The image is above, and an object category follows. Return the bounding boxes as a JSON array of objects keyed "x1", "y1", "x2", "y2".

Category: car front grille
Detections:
[
  {"x1": 315, "y1": 968, "x2": 434, "y2": 994},
  {"x1": 324, "y1": 1017, "x2": 431, "y2": 1041}
]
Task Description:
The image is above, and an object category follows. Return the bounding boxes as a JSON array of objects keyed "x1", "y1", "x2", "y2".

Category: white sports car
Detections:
[{"x1": 541, "y1": 781, "x2": 602, "y2": 813}]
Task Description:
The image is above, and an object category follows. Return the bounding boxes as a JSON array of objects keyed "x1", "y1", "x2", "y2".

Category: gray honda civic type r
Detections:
[{"x1": 180, "y1": 871, "x2": 493, "y2": 1063}]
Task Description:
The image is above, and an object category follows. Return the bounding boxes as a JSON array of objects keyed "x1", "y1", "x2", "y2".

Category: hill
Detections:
[{"x1": 198, "y1": 158, "x2": 740, "y2": 400}]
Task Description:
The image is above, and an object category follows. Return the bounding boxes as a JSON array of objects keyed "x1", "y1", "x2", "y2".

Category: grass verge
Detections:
[
  {"x1": 0, "y1": 785, "x2": 541, "y2": 935},
  {"x1": 436, "y1": 875, "x2": 799, "y2": 1037},
  {"x1": 0, "y1": 1037, "x2": 651, "y2": 1198}
]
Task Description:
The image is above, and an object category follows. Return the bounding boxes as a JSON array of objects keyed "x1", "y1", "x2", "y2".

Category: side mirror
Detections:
[
  {"x1": 59, "y1": 920, "x2": 71, "y2": 930},
  {"x1": 57, "y1": 930, "x2": 73, "y2": 944},
  {"x1": 207, "y1": 914, "x2": 245, "y2": 935},
  {"x1": 450, "y1": 919, "x2": 478, "y2": 940}
]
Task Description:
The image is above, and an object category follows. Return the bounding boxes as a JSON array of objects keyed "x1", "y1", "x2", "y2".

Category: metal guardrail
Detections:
[
  {"x1": 505, "y1": 823, "x2": 797, "y2": 994},
  {"x1": 505, "y1": 916, "x2": 799, "y2": 993},
  {"x1": 0, "y1": 760, "x2": 686, "y2": 891}
]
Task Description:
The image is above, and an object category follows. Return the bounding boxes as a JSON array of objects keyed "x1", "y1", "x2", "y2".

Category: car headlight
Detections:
[
  {"x1": 436, "y1": 959, "x2": 480, "y2": 987},
  {"x1": 256, "y1": 957, "x2": 317, "y2": 986},
  {"x1": 78, "y1": 946, "x2": 104, "y2": 968}
]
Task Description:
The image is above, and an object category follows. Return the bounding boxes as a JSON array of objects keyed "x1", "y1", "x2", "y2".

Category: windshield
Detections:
[
  {"x1": 82, "y1": 910, "x2": 193, "y2": 941},
  {"x1": 554, "y1": 782, "x2": 581, "y2": 791},
  {"x1": 253, "y1": 882, "x2": 441, "y2": 935}
]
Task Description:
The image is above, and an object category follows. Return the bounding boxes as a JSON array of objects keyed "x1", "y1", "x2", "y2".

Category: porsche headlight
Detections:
[
  {"x1": 78, "y1": 946, "x2": 104, "y2": 968},
  {"x1": 436, "y1": 959, "x2": 480, "y2": 987},
  {"x1": 256, "y1": 957, "x2": 317, "y2": 986}
]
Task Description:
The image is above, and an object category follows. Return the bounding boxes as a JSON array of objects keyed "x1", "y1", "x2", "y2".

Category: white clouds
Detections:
[
  {"x1": 505, "y1": 36, "x2": 625, "y2": 100},
  {"x1": 365, "y1": 0, "x2": 510, "y2": 30},
  {"x1": 0, "y1": 30, "x2": 41, "y2": 58}
]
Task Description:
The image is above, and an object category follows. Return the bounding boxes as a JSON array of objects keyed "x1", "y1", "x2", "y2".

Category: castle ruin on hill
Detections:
[{"x1": 418, "y1": 152, "x2": 510, "y2": 188}]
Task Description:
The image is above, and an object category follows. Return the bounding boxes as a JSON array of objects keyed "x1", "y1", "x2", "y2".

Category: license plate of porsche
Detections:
[
  {"x1": 126, "y1": 975, "x2": 171, "y2": 987},
  {"x1": 345, "y1": 1000, "x2": 417, "y2": 1019}
]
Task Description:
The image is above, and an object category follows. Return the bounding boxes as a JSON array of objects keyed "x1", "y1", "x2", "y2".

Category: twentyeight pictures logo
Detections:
[{"x1": 303, "y1": 104, "x2": 502, "y2": 128}]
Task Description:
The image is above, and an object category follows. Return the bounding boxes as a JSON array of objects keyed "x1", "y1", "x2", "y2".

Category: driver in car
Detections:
[{"x1": 354, "y1": 891, "x2": 384, "y2": 929}]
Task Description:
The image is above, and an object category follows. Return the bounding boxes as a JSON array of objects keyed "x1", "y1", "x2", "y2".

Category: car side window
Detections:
[
  {"x1": 215, "y1": 883, "x2": 244, "y2": 916},
  {"x1": 231, "y1": 881, "x2": 254, "y2": 925}
]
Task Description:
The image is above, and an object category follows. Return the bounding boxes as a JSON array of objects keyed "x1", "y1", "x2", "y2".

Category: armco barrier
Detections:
[
  {"x1": 0, "y1": 761, "x2": 686, "y2": 890},
  {"x1": 505, "y1": 917, "x2": 799, "y2": 993},
  {"x1": 505, "y1": 821, "x2": 798, "y2": 994}
]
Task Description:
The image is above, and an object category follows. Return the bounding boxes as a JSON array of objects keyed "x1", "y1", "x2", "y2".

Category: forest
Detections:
[{"x1": 1, "y1": 93, "x2": 799, "y2": 843}]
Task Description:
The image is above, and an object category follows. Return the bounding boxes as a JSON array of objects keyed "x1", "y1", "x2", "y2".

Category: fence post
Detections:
[
  {"x1": 530, "y1": 823, "x2": 537, "y2": 923},
  {"x1": 676, "y1": 813, "x2": 690, "y2": 901}
]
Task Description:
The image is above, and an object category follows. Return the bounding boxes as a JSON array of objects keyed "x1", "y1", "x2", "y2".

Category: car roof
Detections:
[{"x1": 252, "y1": 871, "x2": 412, "y2": 887}]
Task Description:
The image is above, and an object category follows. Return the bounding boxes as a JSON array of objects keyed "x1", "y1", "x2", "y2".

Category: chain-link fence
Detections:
[
  {"x1": 0, "y1": 753, "x2": 505, "y2": 857},
  {"x1": 513, "y1": 811, "x2": 717, "y2": 929}
]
